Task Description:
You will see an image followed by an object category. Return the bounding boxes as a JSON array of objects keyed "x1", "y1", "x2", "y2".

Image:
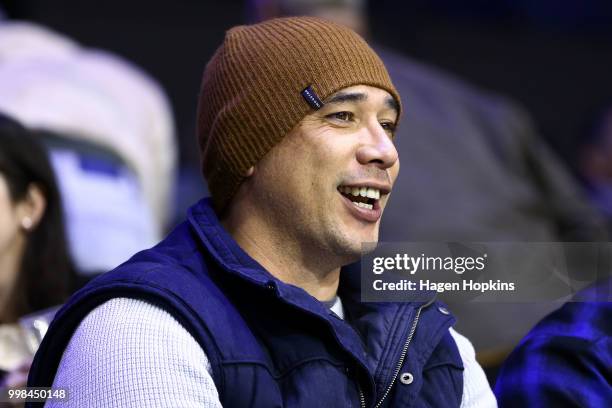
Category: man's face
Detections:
[{"x1": 245, "y1": 84, "x2": 399, "y2": 262}]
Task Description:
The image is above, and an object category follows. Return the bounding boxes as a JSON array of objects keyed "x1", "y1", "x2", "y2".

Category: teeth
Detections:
[
  {"x1": 366, "y1": 188, "x2": 380, "y2": 199},
  {"x1": 340, "y1": 186, "x2": 381, "y2": 199},
  {"x1": 353, "y1": 202, "x2": 373, "y2": 210}
]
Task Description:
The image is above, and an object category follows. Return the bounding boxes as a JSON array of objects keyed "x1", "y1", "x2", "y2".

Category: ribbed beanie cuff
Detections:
[{"x1": 197, "y1": 16, "x2": 401, "y2": 211}]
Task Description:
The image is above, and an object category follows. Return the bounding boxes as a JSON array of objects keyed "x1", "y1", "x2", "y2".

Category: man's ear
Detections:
[
  {"x1": 244, "y1": 166, "x2": 255, "y2": 177},
  {"x1": 16, "y1": 184, "x2": 47, "y2": 231}
]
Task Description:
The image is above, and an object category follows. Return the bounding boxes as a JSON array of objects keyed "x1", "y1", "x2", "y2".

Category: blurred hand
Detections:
[{"x1": 2, "y1": 359, "x2": 31, "y2": 389}]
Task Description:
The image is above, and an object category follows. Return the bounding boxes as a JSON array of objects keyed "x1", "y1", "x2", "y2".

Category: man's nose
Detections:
[{"x1": 356, "y1": 121, "x2": 399, "y2": 170}]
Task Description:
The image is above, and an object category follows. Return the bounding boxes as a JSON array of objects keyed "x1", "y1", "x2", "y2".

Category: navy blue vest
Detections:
[{"x1": 28, "y1": 199, "x2": 463, "y2": 407}]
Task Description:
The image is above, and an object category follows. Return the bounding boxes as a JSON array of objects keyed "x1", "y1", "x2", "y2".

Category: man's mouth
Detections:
[{"x1": 337, "y1": 185, "x2": 382, "y2": 210}]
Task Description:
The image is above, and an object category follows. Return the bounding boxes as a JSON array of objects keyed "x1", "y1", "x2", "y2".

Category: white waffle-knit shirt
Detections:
[{"x1": 48, "y1": 297, "x2": 497, "y2": 407}]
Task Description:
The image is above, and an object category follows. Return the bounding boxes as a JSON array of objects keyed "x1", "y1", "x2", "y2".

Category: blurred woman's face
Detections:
[{"x1": 0, "y1": 173, "x2": 25, "y2": 316}]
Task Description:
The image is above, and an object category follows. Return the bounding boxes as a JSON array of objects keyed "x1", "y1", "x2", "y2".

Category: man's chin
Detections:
[
  {"x1": 355, "y1": 227, "x2": 379, "y2": 248},
  {"x1": 342, "y1": 233, "x2": 379, "y2": 258},
  {"x1": 337, "y1": 241, "x2": 377, "y2": 269},
  {"x1": 330, "y1": 218, "x2": 380, "y2": 259},
  {"x1": 360, "y1": 240, "x2": 379, "y2": 254}
]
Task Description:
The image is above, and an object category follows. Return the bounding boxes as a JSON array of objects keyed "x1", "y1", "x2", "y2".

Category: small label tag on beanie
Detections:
[{"x1": 301, "y1": 86, "x2": 323, "y2": 110}]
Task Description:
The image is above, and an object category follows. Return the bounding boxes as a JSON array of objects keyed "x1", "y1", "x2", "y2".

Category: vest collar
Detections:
[
  {"x1": 188, "y1": 198, "x2": 273, "y2": 286},
  {"x1": 187, "y1": 199, "x2": 366, "y2": 335},
  {"x1": 187, "y1": 199, "x2": 431, "y2": 298}
]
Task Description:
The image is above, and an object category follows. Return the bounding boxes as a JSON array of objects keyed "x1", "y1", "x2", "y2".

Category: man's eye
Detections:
[
  {"x1": 380, "y1": 121, "x2": 397, "y2": 134},
  {"x1": 327, "y1": 111, "x2": 354, "y2": 122}
]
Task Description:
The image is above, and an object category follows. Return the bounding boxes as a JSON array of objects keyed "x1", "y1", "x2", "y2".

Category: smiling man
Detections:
[
  {"x1": 222, "y1": 83, "x2": 399, "y2": 303},
  {"x1": 28, "y1": 17, "x2": 495, "y2": 407}
]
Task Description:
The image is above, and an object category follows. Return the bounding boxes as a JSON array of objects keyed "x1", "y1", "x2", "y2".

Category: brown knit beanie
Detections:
[{"x1": 197, "y1": 16, "x2": 401, "y2": 211}]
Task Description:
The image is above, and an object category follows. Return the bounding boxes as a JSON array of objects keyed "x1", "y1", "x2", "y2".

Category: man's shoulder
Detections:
[
  {"x1": 27, "y1": 221, "x2": 234, "y2": 389},
  {"x1": 46, "y1": 297, "x2": 222, "y2": 408}
]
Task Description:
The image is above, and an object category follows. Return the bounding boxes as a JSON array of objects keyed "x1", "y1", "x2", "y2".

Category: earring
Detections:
[{"x1": 21, "y1": 216, "x2": 33, "y2": 230}]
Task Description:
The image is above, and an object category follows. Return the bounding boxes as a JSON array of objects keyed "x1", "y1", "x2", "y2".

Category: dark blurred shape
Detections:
[
  {"x1": 368, "y1": 0, "x2": 612, "y2": 31},
  {"x1": 576, "y1": 104, "x2": 612, "y2": 237},
  {"x1": 367, "y1": 1, "x2": 612, "y2": 173}
]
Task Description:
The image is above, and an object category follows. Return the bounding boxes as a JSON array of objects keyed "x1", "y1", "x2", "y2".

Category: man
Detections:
[{"x1": 28, "y1": 17, "x2": 495, "y2": 407}]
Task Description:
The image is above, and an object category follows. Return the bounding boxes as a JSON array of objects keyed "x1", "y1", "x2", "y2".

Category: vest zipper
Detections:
[
  {"x1": 373, "y1": 300, "x2": 429, "y2": 408},
  {"x1": 358, "y1": 384, "x2": 366, "y2": 408}
]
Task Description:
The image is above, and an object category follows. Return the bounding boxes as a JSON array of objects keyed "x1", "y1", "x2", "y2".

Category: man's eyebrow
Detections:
[
  {"x1": 324, "y1": 92, "x2": 367, "y2": 105},
  {"x1": 386, "y1": 96, "x2": 400, "y2": 115},
  {"x1": 323, "y1": 92, "x2": 400, "y2": 115}
]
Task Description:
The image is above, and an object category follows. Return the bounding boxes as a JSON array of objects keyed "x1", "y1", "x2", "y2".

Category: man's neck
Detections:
[{"x1": 221, "y1": 207, "x2": 341, "y2": 302}]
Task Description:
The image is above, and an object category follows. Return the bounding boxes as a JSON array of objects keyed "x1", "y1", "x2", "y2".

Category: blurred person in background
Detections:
[
  {"x1": 494, "y1": 280, "x2": 611, "y2": 406},
  {"x1": 0, "y1": 21, "x2": 177, "y2": 281},
  {"x1": 487, "y1": 108, "x2": 612, "y2": 404},
  {"x1": 576, "y1": 103, "x2": 612, "y2": 237},
  {"x1": 0, "y1": 114, "x2": 75, "y2": 390},
  {"x1": 248, "y1": 0, "x2": 609, "y2": 377}
]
